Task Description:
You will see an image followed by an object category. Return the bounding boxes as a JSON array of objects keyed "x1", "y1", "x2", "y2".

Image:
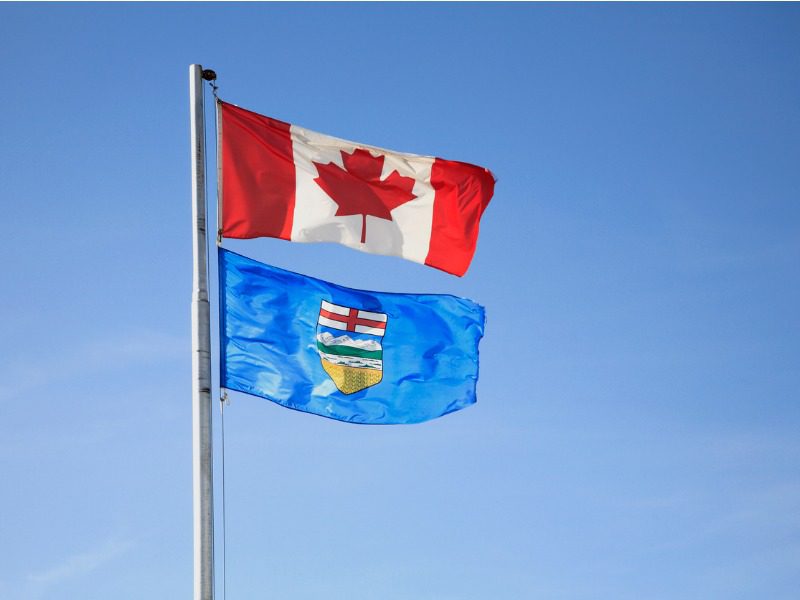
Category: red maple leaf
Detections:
[{"x1": 313, "y1": 149, "x2": 417, "y2": 243}]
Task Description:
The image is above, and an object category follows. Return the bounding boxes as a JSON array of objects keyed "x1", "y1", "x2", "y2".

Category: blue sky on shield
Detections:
[{"x1": 1, "y1": 3, "x2": 799, "y2": 599}]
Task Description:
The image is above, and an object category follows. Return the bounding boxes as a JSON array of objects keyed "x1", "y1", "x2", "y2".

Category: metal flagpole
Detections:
[{"x1": 190, "y1": 63, "x2": 216, "y2": 600}]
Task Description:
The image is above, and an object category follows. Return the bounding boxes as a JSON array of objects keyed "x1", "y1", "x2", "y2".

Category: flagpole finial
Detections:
[{"x1": 202, "y1": 69, "x2": 217, "y2": 81}]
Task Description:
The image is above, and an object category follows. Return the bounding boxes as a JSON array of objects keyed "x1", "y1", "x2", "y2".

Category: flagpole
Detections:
[{"x1": 190, "y1": 63, "x2": 215, "y2": 600}]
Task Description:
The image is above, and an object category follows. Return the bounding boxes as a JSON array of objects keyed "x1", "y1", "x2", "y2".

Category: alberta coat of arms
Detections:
[{"x1": 316, "y1": 300, "x2": 388, "y2": 394}]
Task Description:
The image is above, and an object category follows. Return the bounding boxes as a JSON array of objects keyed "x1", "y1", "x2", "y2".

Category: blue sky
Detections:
[{"x1": 1, "y1": 3, "x2": 799, "y2": 599}]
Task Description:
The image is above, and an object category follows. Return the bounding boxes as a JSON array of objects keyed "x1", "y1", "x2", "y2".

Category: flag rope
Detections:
[
  {"x1": 219, "y1": 391, "x2": 229, "y2": 600},
  {"x1": 203, "y1": 72, "x2": 228, "y2": 600},
  {"x1": 198, "y1": 69, "x2": 225, "y2": 600},
  {"x1": 210, "y1": 78, "x2": 224, "y2": 248}
]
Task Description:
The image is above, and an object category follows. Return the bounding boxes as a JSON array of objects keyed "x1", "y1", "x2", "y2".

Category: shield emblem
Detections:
[{"x1": 317, "y1": 300, "x2": 387, "y2": 394}]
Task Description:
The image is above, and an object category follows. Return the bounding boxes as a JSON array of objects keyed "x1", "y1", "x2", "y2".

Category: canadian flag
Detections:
[{"x1": 219, "y1": 101, "x2": 495, "y2": 277}]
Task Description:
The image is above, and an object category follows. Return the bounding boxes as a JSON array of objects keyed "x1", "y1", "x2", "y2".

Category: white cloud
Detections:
[
  {"x1": 28, "y1": 538, "x2": 132, "y2": 588},
  {"x1": 2, "y1": 537, "x2": 133, "y2": 600}
]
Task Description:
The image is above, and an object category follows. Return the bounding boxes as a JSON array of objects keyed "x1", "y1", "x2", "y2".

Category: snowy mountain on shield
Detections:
[{"x1": 317, "y1": 331, "x2": 382, "y2": 351}]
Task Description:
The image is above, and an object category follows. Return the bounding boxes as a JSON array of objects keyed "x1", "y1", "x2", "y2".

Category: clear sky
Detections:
[{"x1": 1, "y1": 3, "x2": 799, "y2": 599}]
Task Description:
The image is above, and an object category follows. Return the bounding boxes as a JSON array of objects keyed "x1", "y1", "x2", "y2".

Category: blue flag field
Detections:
[{"x1": 219, "y1": 248, "x2": 486, "y2": 424}]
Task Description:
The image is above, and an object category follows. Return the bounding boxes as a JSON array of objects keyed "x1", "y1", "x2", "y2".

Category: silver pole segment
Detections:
[{"x1": 190, "y1": 63, "x2": 214, "y2": 600}]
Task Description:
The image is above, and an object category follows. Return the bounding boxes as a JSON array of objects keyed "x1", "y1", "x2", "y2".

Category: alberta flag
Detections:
[
  {"x1": 219, "y1": 101, "x2": 495, "y2": 277},
  {"x1": 219, "y1": 248, "x2": 485, "y2": 424}
]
